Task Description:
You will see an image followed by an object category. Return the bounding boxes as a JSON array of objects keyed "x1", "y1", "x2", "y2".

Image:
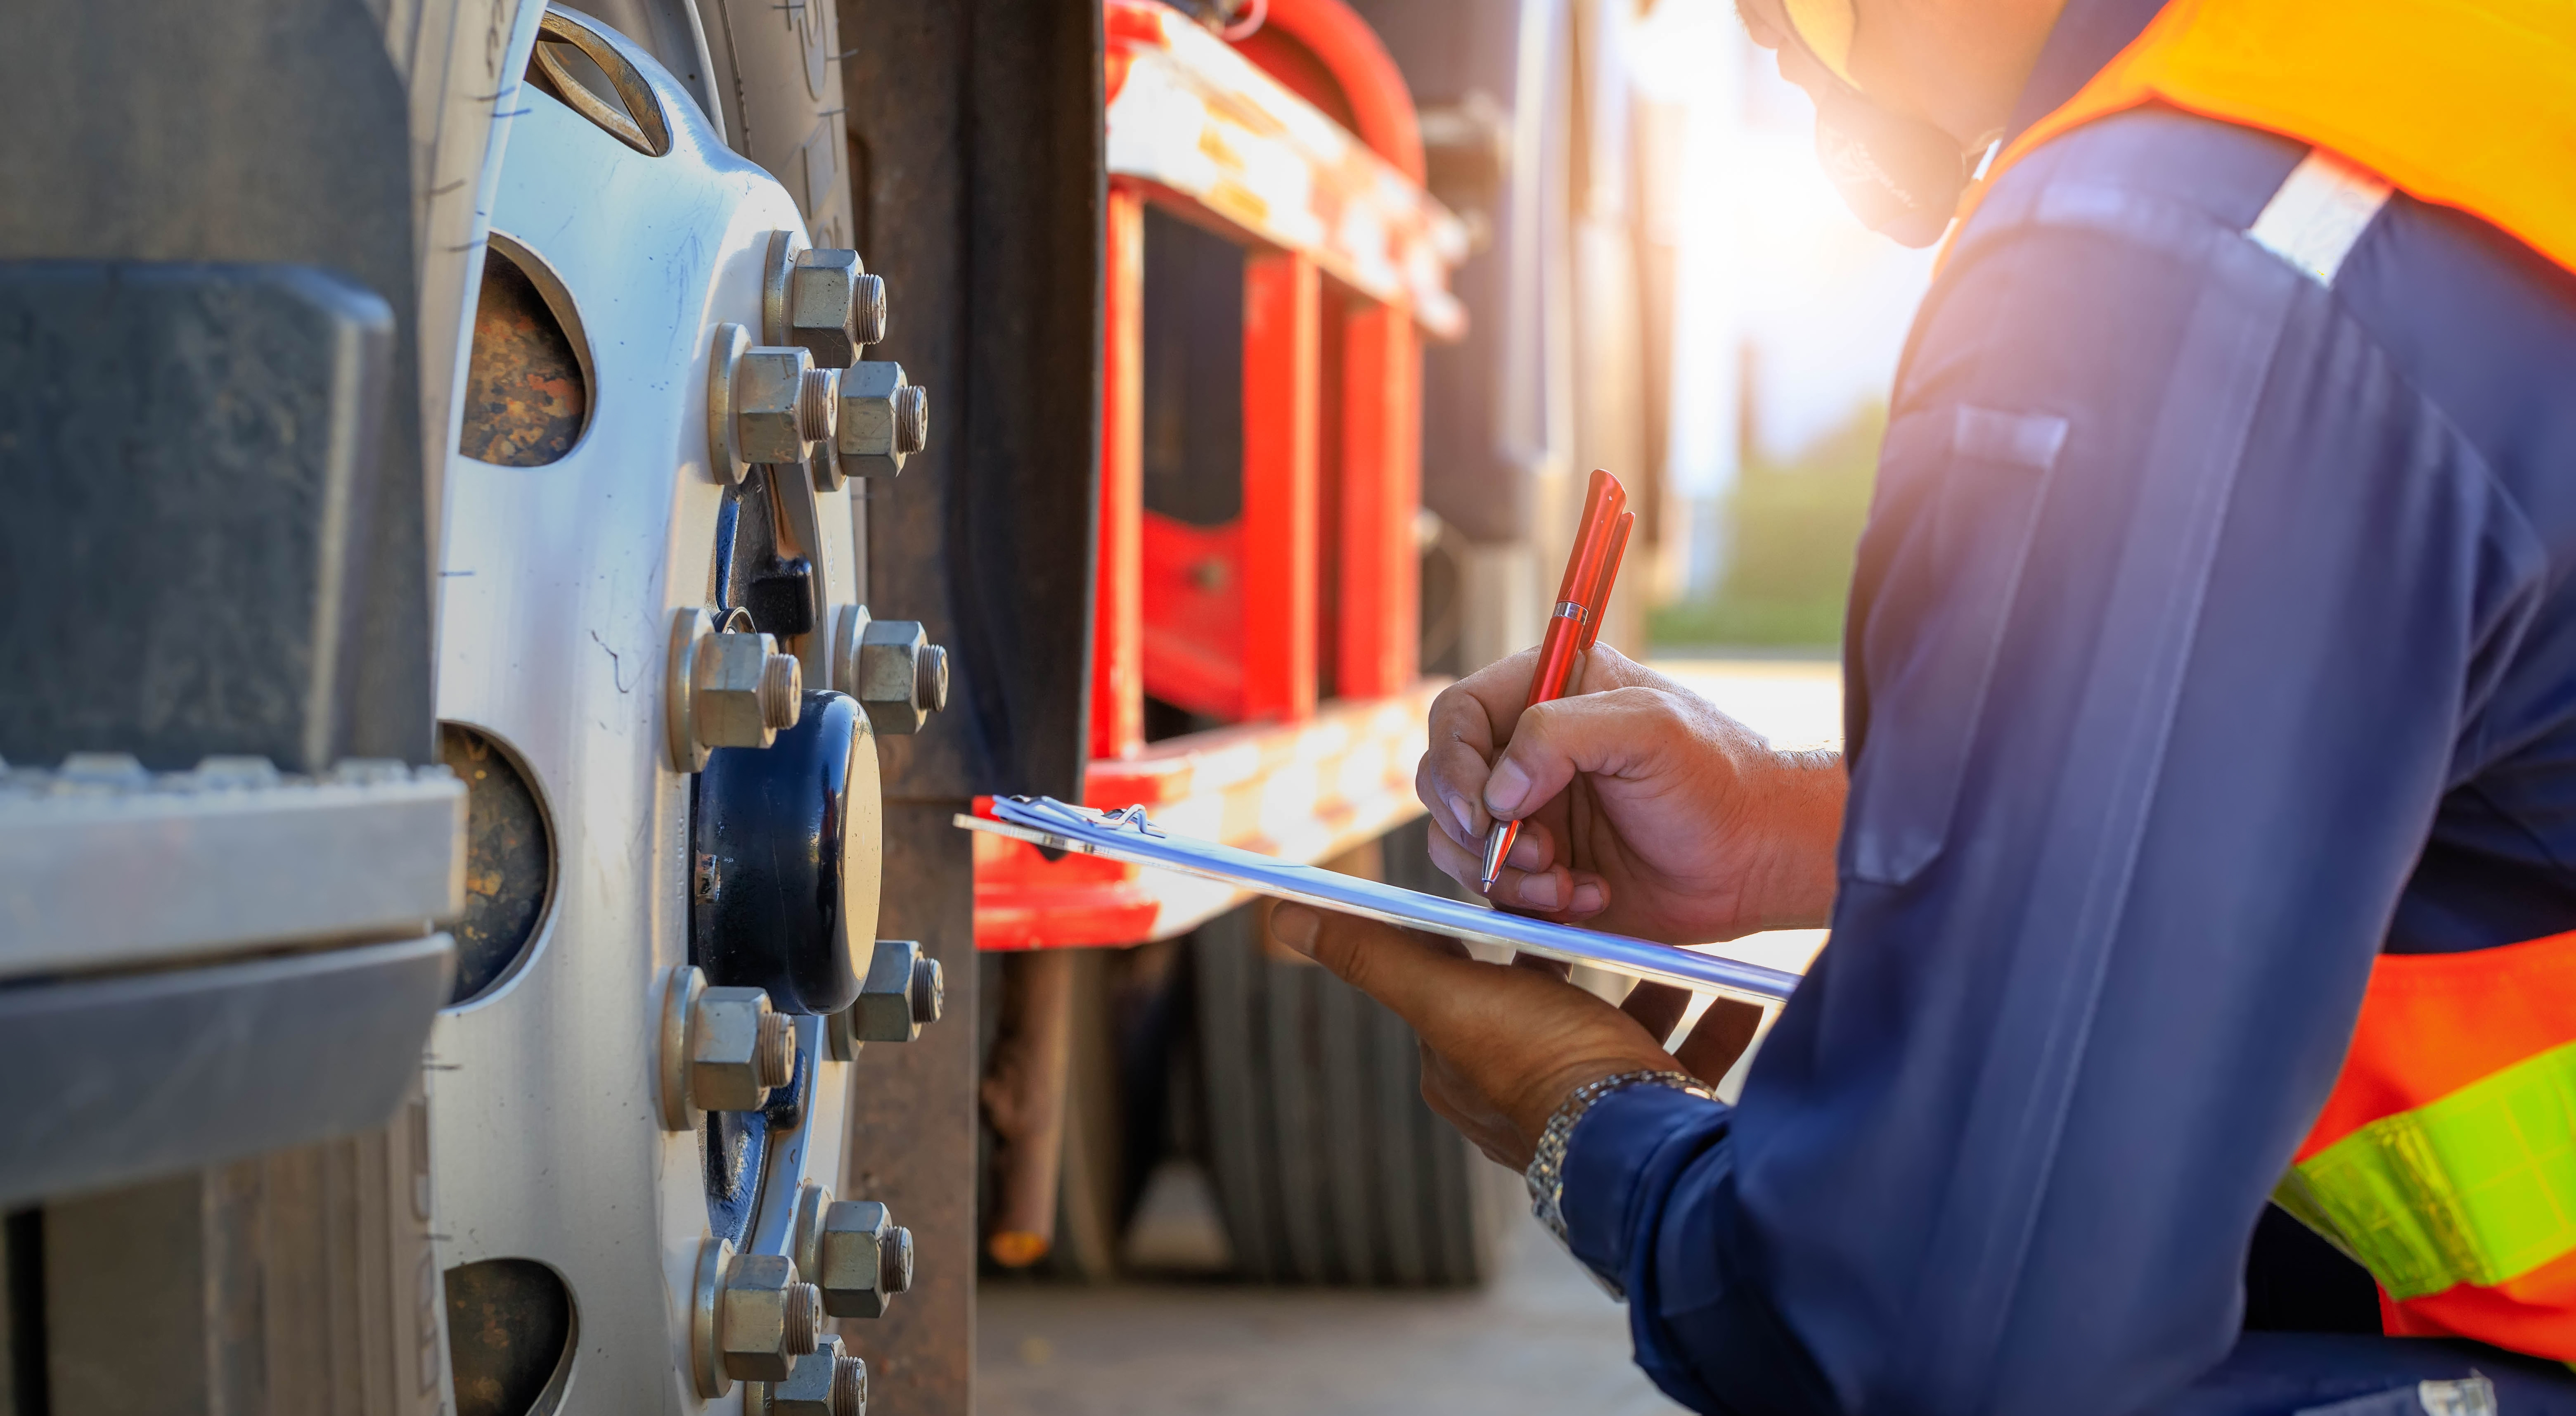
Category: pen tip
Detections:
[{"x1": 1479, "y1": 825, "x2": 1509, "y2": 893}]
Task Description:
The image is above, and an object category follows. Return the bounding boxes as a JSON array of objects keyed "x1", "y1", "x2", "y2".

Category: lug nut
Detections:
[
  {"x1": 669, "y1": 607, "x2": 805, "y2": 771},
  {"x1": 736, "y1": 346, "x2": 817, "y2": 465},
  {"x1": 691, "y1": 1237, "x2": 827, "y2": 1398},
  {"x1": 758, "y1": 1334, "x2": 867, "y2": 1416},
  {"x1": 698, "y1": 631, "x2": 800, "y2": 746},
  {"x1": 720, "y1": 1248, "x2": 822, "y2": 1384},
  {"x1": 707, "y1": 323, "x2": 830, "y2": 483},
  {"x1": 815, "y1": 1200, "x2": 912, "y2": 1319},
  {"x1": 780, "y1": 247, "x2": 874, "y2": 368},
  {"x1": 844, "y1": 617, "x2": 947, "y2": 736},
  {"x1": 852, "y1": 942, "x2": 936, "y2": 1043},
  {"x1": 661, "y1": 972, "x2": 800, "y2": 1127},
  {"x1": 691, "y1": 984, "x2": 789, "y2": 1113},
  {"x1": 834, "y1": 362, "x2": 923, "y2": 479}
]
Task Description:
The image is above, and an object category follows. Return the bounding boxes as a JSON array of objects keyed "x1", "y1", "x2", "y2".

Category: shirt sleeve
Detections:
[{"x1": 1556, "y1": 116, "x2": 2545, "y2": 1416}]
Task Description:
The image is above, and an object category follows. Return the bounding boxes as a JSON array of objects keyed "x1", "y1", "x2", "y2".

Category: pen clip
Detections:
[{"x1": 1577, "y1": 511, "x2": 1635, "y2": 654}]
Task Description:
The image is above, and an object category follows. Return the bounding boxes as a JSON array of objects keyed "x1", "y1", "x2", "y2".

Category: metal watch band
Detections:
[{"x1": 1524, "y1": 1068, "x2": 1721, "y2": 1294}]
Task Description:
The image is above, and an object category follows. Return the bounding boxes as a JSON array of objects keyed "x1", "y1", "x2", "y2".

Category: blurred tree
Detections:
[{"x1": 1649, "y1": 403, "x2": 1884, "y2": 650}]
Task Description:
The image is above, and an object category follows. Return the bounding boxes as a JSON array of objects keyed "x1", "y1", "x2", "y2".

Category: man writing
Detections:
[{"x1": 1266, "y1": 0, "x2": 2576, "y2": 1409}]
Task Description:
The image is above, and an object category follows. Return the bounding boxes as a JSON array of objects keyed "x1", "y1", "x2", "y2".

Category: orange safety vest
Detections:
[{"x1": 1968, "y1": 0, "x2": 2576, "y2": 1360}]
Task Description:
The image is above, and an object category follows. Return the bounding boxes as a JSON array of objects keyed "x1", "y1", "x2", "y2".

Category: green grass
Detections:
[{"x1": 1649, "y1": 404, "x2": 1884, "y2": 651}]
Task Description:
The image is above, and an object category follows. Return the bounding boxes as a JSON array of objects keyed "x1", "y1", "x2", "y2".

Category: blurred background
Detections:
[{"x1": 1641, "y1": 0, "x2": 1932, "y2": 650}]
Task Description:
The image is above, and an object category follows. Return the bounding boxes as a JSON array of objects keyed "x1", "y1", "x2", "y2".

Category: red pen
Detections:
[{"x1": 1482, "y1": 470, "x2": 1632, "y2": 893}]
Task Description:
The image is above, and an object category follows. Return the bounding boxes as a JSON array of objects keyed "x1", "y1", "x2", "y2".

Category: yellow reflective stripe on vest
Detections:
[{"x1": 2278, "y1": 1040, "x2": 2576, "y2": 1300}]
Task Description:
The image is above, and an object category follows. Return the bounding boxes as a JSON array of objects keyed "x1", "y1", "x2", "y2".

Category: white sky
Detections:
[{"x1": 1629, "y1": 0, "x2": 1937, "y2": 489}]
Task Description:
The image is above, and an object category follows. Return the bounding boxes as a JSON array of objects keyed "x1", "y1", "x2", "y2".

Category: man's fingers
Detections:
[
  {"x1": 1674, "y1": 996, "x2": 1767, "y2": 1083},
  {"x1": 1423, "y1": 827, "x2": 1603, "y2": 915},
  {"x1": 1424, "y1": 647, "x2": 1602, "y2": 847},
  {"x1": 1271, "y1": 904, "x2": 1471, "y2": 1020},
  {"x1": 1448, "y1": 649, "x2": 1544, "y2": 733},
  {"x1": 1427, "y1": 815, "x2": 1557, "y2": 876},
  {"x1": 1416, "y1": 746, "x2": 1489, "y2": 849},
  {"x1": 1423, "y1": 823, "x2": 1485, "y2": 894},
  {"x1": 1621, "y1": 982, "x2": 1692, "y2": 1044},
  {"x1": 1482, "y1": 688, "x2": 1683, "y2": 821},
  {"x1": 1424, "y1": 646, "x2": 1691, "y2": 841}
]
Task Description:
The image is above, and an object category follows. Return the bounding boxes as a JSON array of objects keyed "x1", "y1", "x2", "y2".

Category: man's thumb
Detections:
[
  {"x1": 1269, "y1": 904, "x2": 1443, "y2": 1015},
  {"x1": 1272, "y1": 903, "x2": 1324, "y2": 957}
]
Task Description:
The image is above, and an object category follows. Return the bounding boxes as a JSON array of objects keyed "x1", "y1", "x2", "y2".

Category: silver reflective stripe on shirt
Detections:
[{"x1": 2249, "y1": 148, "x2": 2395, "y2": 286}]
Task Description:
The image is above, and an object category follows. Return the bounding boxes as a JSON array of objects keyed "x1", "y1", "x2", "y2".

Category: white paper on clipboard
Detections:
[{"x1": 955, "y1": 797, "x2": 1802, "y2": 1006}]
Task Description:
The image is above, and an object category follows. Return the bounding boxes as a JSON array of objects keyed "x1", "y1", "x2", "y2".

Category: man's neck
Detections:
[{"x1": 2000, "y1": 0, "x2": 2171, "y2": 143}]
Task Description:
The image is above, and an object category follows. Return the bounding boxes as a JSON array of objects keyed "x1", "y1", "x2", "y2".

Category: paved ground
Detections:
[
  {"x1": 977, "y1": 1209, "x2": 1687, "y2": 1416},
  {"x1": 973, "y1": 657, "x2": 1843, "y2": 1416}
]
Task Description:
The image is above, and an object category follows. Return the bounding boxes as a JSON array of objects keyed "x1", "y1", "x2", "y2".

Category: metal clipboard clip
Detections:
[
  {"x1": 1091, "y1": 802, "x2": 1165, "y2": 837},
  {"x1": 1004, "y1": 795, "x2": 1168, "y2": 839}
]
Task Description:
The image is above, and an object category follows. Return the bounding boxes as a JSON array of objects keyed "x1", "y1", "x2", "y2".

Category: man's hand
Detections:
[
  {"x1": 1417, "y1": 645, "x2": 1845, "y2": 944},
  {"x1": 1269, "y1": 904, "x2": 1764, "y2": 1170}
]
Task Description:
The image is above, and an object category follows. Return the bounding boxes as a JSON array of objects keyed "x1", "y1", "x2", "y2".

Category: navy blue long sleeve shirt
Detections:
[{"x1": 1555, "y1": 5, "x2": 2576, "y2": 1412}]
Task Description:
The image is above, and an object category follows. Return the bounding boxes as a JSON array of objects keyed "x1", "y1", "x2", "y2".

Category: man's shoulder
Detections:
[
  {"x1": 1961, "y1": 105, "x2": 2576, "y2": 500},
  {"x1": 1984, "y1": 104, "x2": 2309, "y2": 238}
]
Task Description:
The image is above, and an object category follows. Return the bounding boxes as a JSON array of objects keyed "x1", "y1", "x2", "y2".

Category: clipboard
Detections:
[{"x1": 956, "y1": 797, "x2": 1802, "y2": 1005}]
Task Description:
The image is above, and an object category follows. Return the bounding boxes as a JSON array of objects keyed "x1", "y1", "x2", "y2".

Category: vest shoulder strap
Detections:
[
  {"x1": 2247, "y1": 148, "x2": 2394, "y2": 287},
  {"x1": 1951, "y1": 0, "x2": 2576, "y2": 278}
]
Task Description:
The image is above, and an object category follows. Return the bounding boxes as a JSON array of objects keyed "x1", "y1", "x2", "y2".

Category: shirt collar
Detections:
[{"x1": 2001, "y1": 0, "x2": 2170, "y2": 146}]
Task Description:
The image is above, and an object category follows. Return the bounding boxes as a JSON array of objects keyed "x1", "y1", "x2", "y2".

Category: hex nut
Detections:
[
  {"x1": 695, "y1": 631, "x2": 801, "y2": 749},
  {"x1": 833, "y1": 362, "x2": 919, "y2": 478},
  {"x1": 852, "y1": 619, "x2": 944, "y2": 736},
  {"x1": 717, "y1": 1251, "x2": 822, "y2": 1383},
  {"x1": 762, "y1": 1334, "x2": 866, "y2": 1416},
  {"x1": 736, "y1": 346, "x2": 817, "y2": 465},
  {"x1": 689, "y1": 985, "x2": 788, "y2": 1113},
  {"x1": 817, "y1": 1200, "x2": 911, "y2": 1319},
  {"x1": 852, "y1": 941, "x2": 925, "y2": 1043},
  {"x1": 786, "y1": 250, "x2": 874, "y2": 368}
]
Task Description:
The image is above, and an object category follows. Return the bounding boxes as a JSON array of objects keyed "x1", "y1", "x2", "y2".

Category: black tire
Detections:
[{"x1": 1191, "y1": 816, "x2": 1507, "y2": 1286}]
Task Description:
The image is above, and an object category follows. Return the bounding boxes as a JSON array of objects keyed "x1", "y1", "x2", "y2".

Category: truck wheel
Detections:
[{"x1": 1191, "y1": 818, "x2": 1510, "y2": 1286}]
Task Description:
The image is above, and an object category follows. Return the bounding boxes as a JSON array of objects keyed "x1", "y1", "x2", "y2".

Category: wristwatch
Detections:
[{"x1": 1525, "y1": 1068, "x2": 1721, "y2": 1298}]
